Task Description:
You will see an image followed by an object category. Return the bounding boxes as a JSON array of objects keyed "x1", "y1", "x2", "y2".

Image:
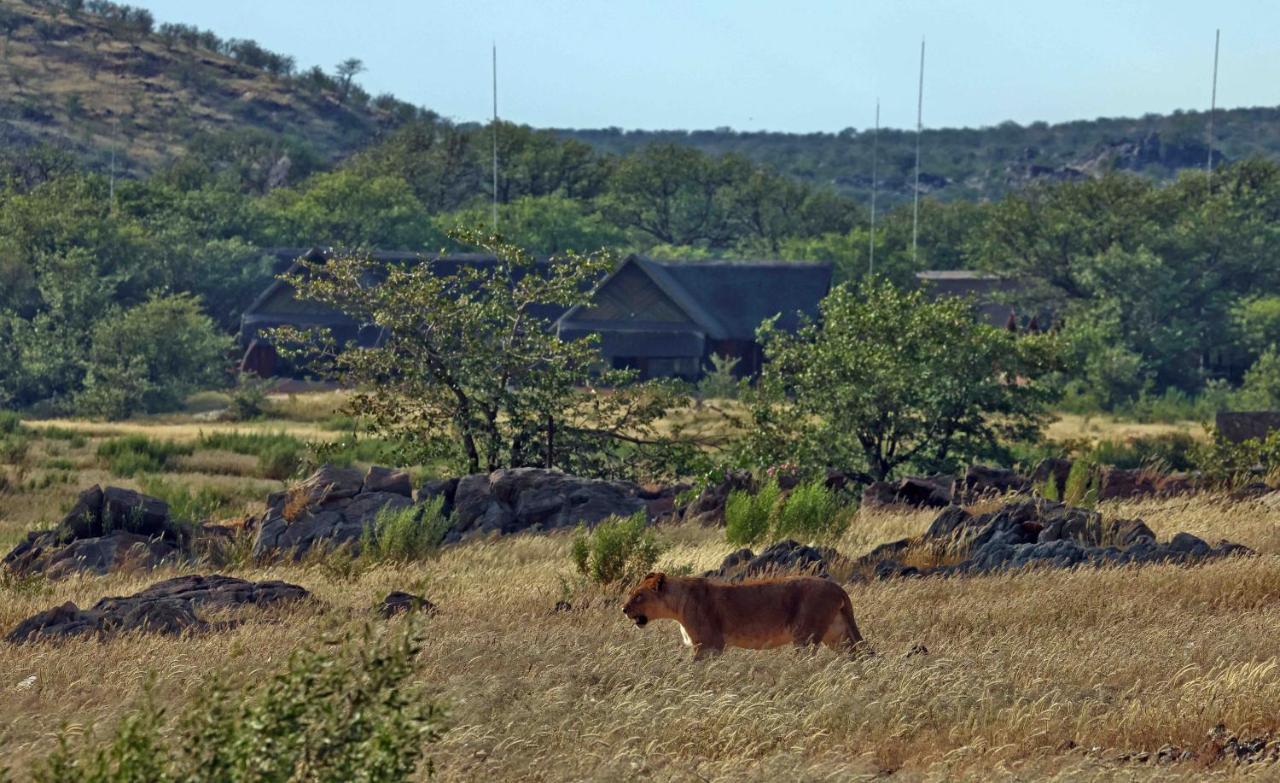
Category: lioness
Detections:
[{"x1": 622, "y1": 572, "x2": 868, "y2": 659}]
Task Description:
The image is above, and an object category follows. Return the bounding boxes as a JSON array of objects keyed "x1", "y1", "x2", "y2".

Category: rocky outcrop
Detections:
[
  {"x1": 857, "y1": 499, "x2": 1252, "y2": 579},
  {"x1": 5, "y1": 574, "x2": 310, "y2": 644},
  {"x1": 252, "y1": 465, "x2": 414, "y2": 560},
  {"x1": 705, "y1": 539, "x2": 837, "y2": 581},
  {"x1": 2, "y1": 484, "x2": 199, "y2": 579},
  {"x1": 862, "y1": 475, "x2": 953, "y2": 509},
  {"x1": 433, "y1": 467, "x2": 656, "y2": 543}
]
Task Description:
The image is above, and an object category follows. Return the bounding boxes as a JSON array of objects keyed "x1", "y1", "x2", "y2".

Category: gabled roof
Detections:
[{"x1": 557, "y1": 255, "x2": 833, "y2": 341}]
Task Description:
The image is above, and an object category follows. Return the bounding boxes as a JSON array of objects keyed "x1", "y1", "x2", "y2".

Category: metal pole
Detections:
[
  {"x1": 912, "y1": 38, "x2": 924, "y2": 265},
  {"x1": 1207, "y1": 28, "x2": 1220, "y2": 179},
  {"x1": 492, "y1": 42, "x2": 499, "y2": 232},
  {"x1": 869, "y1": 99, "x2": 879, "y2": 278}
]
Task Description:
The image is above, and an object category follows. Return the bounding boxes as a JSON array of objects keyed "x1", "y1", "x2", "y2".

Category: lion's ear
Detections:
[{"x1": 653, "y1": 573, "x2": 665, "y2": 591}]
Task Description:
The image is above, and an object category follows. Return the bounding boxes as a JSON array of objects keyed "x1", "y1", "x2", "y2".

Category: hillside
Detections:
[
  {"x1": 557, "y1": 104, "x2": 1280, "y2": 204},
  {"x1": 3, "y1": 0, "x2": 1280, "y2": 204},
  {"x1": 0, "y1": 0, "x2": 419, "y2": 181}
]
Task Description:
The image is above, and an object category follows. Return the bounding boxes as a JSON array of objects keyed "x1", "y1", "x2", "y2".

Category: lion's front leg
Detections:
[{"x1": 689, "y1": 626, "x2": 724, "y2": 661}]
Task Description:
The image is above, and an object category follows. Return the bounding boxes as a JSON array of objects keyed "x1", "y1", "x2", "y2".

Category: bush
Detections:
[
  {"x1": 197, "y1": 431, "x2": 306, "y2": 480},
  {"x1": 225, "y1": 373, "x2": 269, "y2": 421},
  {"x1": 360, "y1": 497, "x2": 449, "y2": 562},
  {"x1": 257, "y1": 440, "x2": 305, "y2": 480},
  {"x1": 570, "y1": 513, "x2": 664, "y2": 586},
  {"x1": 0, "y1": 410, "x2": 22, "y2": 435},
  {"x1": 772, "y1": 479, "x2": 846, "y2": 542},
  {"x1": 96, "y1": 436, "x2": 193, "y2": 476},
  {"x1": 696, "y1": 353, "x2": 742, "y2": 399},
  {"x1": 1062, "y1": 458, "x2": 1099, "y2": 507},
  {"x1": 1192, "y1": 428, "x2": 1280, "y2": 486},
  {"x1": 29, "y1": 627, "x2": 445, "y2": 782},
  {"x1": 137, "y1": 477, "x2": 245, "y2": 524},
  {"x1": 724, "y1": 477, "x2": 781, "y2": 547}
]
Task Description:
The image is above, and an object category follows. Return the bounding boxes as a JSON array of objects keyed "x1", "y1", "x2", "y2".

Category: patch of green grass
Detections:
[
  {"x1": 360, "y1": 497, "x2": 449, "y2": 562},
  {"x1": 570, "y1": 513, "x2": 665, "y2": 586},
  {"x1": 137, "y1": 476, "x2": 249, "y2": 524},
  {"x1": 96, "y1": 435, "x2": 193, "y2": 477},
  {"x1": 0, "y1": 410, "x2": 23, "y2": 435},
  {"x1": 198, "y1": 431, "x2": 306, "y2": 480},
  {"x1": 36, "y1": 426, "x2": 88, "y2": 447}
]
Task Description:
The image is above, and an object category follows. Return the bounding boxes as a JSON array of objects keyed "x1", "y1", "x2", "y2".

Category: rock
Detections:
[
  {"x1": 362, "y1": 466, "x2": 412, "y2": 498},
  {"x1": 1030, "y1": 458, "x2": 1073, "y2": 490},
  {"x1": 2, "y1": 485, "x2": 190, "y2": 579},
  {"x1": 441, "y1": 468, "x2": 650, "y2": 544},
  {"x1": 378, "y1": 591, "x2": 437, "y2": 618},
  {"x1": 705, "y1": 539, "x2": 833, "y2": 581},
  {"x1": 955, "y1": 465, "x2": 1029, "y2": 503},
  {"x1": 6, "y1": 575, "x2": 310, "y2": 644},
  {"x1": 418, "y1": 477, "x2": 459, "y2": 517},
  {"x1": 862, "y1": 475, "x2": 953, "y2": 509},
  {"x1": 1230, "y1": 481, "x2": 1273, "y2": 503},
  {"x1": 681, "y1": 470, "x2": 754, "y2": 525},
  {"x1": 252, "y1": 465, "x2": 422, "y2": 560},
  {"x1": 859, "y1": 498, "x2": 1252, "y2": 579},
  {"x1": 1215, "y1": 411, "x2": 1280, "y2": 444}
]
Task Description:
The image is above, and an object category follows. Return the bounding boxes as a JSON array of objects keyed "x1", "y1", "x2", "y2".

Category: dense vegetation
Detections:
[{"x1": 5, "y1": 0, "x2": 1280, "y2": 432}]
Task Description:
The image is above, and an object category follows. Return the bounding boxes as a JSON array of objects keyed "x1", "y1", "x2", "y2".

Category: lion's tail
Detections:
[{"x1": 840, "y1": 593, "x2": 873, "y2": 655}]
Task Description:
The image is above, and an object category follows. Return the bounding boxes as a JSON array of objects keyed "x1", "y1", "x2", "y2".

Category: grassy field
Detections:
[{"x1": 2, "y1": 398, "x2": 1277, "y2": 780}]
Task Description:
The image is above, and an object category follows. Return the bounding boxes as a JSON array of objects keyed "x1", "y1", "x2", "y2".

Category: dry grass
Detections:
[
  {"x1": 3, "y1": 405, "x2": 1280, "y2": 779},
  {"x1": 1046, "y1": 414, "x2": 1207, "y2": 444},
  {"x1": 0, "y1": 500, "x2": 1277, "y2": 780},
  {"x1": 24, "y1": 418, "x2": 344, "y2": 443}
]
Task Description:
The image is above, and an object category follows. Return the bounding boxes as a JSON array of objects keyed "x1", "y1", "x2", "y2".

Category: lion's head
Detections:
[{"x1": 622, "y1": 572, "x2": 670, "y2": 628}]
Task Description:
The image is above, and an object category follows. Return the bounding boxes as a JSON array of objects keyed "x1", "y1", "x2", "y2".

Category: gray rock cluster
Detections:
[
  {"x1": 423, "y1": 467, "x2": 667, "y2": 544},
  {"x1": 5, "y1": 574, "x2": 310, "y2": 644},
  {"x1": 3, "y1": 485, "x2": 196, "y2": 579},
  {"x1": 858, "y1": 498, "x2": 1252, "y2": 578},
  {"x1": 705, "y1": 539, "x2": 837, "y2": 581},
  {"x1": 251, "y1": 465, "x2": 415, "y2": 560}
]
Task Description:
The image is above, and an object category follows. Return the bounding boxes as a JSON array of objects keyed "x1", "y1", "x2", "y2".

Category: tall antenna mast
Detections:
[
  {"x1": 1206, "y1": 28, "x2": 1220, "y2": 181},
  {"x1": 912, "y1": 37, "x2": 925, "y2": 265},
  {"x1": 869, "y1": 99, "x2": 879, "y2": 277},
  {"x1": 491, "y1": 41, "x2": 499, "y2": 232}
]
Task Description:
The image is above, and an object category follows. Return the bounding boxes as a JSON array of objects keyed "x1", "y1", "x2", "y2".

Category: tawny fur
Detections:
[{"x1": 622, "y1": 572, "x2": 869, "y2": 660}]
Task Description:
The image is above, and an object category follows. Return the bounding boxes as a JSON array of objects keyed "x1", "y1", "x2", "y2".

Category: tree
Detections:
[
  {"x1": 263, "y1": 170, "x2": 441, "y2": 249},
  {"x1": 75, "y1": 293, "x2": 232, "y2": 419},
  {"x1": 738, "y1": 280, "x2": 1059, "y2": 481},
  {"x1": 273, "y1": 231, "x2": 696, "y2": 480},
  {"x1": 334, "y1": 57, "x2": 365, "y2": 102},
  {"x1": 602, "y1": 144, "x2": 739, "y2": 247}
]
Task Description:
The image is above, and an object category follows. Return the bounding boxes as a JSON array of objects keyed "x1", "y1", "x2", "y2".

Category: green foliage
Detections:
[
  {"x1": 739, "y1": 279, "x2": 1060, "y2": 481},
  {"x1": 725, "y1": 477, "x2": 847, "y2": 546},
  {"x1": 1088, "y1": 433, "x2": 1197, "y2": 471},
  {"x1": 1062, "y1": 458, "x2": 1099, "y2": 507},
  {"x1": 1191, "y1": 428, "x2": 1280, "y2": 487},
  {"x1": 772, "y1": 479, "x2": 846, "y2": 542},
  {"x1": 1234, "y1": 348, "x2": 1280, "y2": 410},
  {"x1": 225, "y1": 374, "x2": 269, "y2": 421},
  {"x1": 30, "y1": 628, "x2": 444, "y2": 783},
  {"x1": 74, "y1": 293, "x2": 232, "y2": 420},
  {"x1": 724, "y1": 477, "x2": 781, "y2": 547},
  {"x1": 275, "y1": 231, "x2": 695, "y2": 481},
  {"x1": 137, "y1": 476, "x2": 246, "y2": 524},
  {"x1": 96, "y1": 435, "x2": 193, "y2": 476},
  {"x1": 1038, "y1": 473, "x2": 1061, "y2": 501},
  {"x1": 0, "y1": 411, "x2": 22, "y2": 435},
  {"x1": 570, "y1": 513, "x2": 664, "y2": 586},
  {"x1": 360, "y1": 497, "x2": 449, "y2": 562}
]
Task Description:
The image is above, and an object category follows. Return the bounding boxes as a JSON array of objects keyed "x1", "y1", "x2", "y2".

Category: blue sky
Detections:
[{"x1": 140, "y1": 0, "x2": 1275, "y2": 133}]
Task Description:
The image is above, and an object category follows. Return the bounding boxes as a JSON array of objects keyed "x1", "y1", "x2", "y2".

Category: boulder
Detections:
[
  {"x1": 862, "y1": 475, "x2": 953, "y2": 509},
  {"x1": 681, "y1": 470, "x2": 754, "y2": 525},
  {"x1": 705, "y1": 539, "x2": 834, "y2": 581},
  {"x1": 441, "y1": 468, "x2": 650, "y2": 544},
  {"x1": 954, "y1": 465, "x2": 1029, "y2": 503},
  {"x1": 858, "y1": 498, "x2": 1251, "y2": 580},
  {"x1": 417, "y1": 477, "x2": 459, "y2": 517},
  {"x1": 6, "y1": 575, "x2": 310, "y2": 644},
  {"x1": 362, "y1": 466, "x2": 412, "y2": 498},
  {"x1": 252, "y1": 466, "x2": 419, "y2": 560},
  {"x1": 378, "y1": 591, "x2": 437, "y2": 618},
  {"x1": 2, "y1": 485, "x2": 190, "y2": 579}
]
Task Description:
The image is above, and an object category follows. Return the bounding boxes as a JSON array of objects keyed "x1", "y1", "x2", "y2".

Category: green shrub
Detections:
[
  {"x1": 38, "y1": 427, "x2": 88, "y2": 447},
  {"x1": 1191, "y1": 428, "x2": 1280, "y2": 486},
  {"x1": 772, "y1": 479, "x2": 845, "y2": 542},
  {"x1": 138, "y1": 477, "x2": 245, "y2": 524},
  {"x1": 1063, "y1": 458, "x2": 1099, "y2": 507},
  {"x1": 96, "y1": 436, "x2": 193, "y2": 476},
  {"x1": 225, "y1": 374, "x2": 269, "y2": 421},
  {"x1": 0, "y1": 433, "x2": 30, "y2": 465},
  {"x1": 724, "y1": 477, "x2": 780, "y2": 547},
  {"x1": 29, "y1": 628, "x2": 445, "y2": 783},
  {"x1": 696, "y1": 353, "x2": 742, "y2": 399},
  {"x1": 0, "y1": 410, "x2": 23, "y2": 435},
  {"x1": 570, "y1": 513, "x2": 665, "y2": 586},
  {"x1": 257, "y1": 440, "x2": 304, "y2": 480},
  {"x1": 360, "y1": 497, "x2": 449, "y2": 562}
]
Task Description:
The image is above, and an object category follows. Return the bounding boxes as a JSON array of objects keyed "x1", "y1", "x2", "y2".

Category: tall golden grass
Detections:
[{"x1": 0, "y1": 500, "x2": 1277, "y2": 780}]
